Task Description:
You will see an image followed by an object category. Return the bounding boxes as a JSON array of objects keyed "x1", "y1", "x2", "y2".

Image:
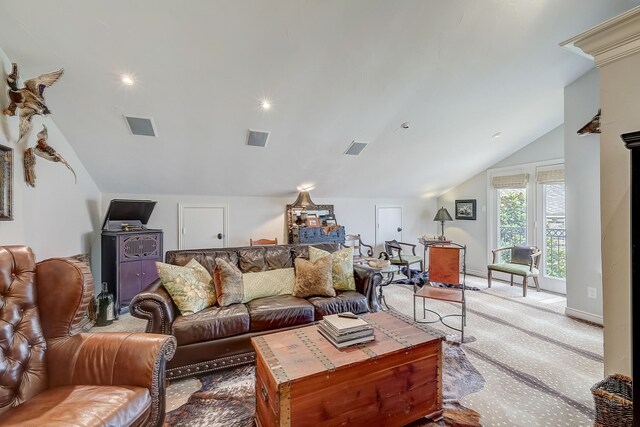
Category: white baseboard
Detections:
[
  {"x1": 565, "y1": 306, "x2": 603, "y2": 326},
  {"x1": 466, "y1": 269, "x2": 487, "y2": 278}
]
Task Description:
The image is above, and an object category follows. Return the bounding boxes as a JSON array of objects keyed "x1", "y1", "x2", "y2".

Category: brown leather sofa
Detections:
[
  {"x1": 0, "y1": 246, "x2": 176, "y2": 427},
  {"x1": 130, "y1": 243, "x2": 382, "y2": 379}
]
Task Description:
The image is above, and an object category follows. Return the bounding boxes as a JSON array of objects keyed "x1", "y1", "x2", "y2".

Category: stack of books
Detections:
[{"x1": 317, "y1": 312, "x2": 374, "y2": 349}]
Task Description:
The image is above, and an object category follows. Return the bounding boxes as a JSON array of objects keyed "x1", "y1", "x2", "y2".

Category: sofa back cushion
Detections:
[
  {"x1": 238, "y1": 246, "x2": 293, "y2": 273},
  {"x1": 164, "y1": 243, "x2": 341, "y2": 274},
  {"x1": 0, "y1": 246, "x2": 48, "y2": 413}
]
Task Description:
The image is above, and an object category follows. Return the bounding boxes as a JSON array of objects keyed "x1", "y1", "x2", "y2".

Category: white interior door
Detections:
[
  {"x1": 376, "y1": 206, "x2": 403, "y2": 248},
  {"x1": 179, "y1": 204, "x2": 227, "y2": 249}
]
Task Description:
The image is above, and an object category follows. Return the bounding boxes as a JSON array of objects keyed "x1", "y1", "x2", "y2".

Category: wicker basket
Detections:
[{"x1": 591, "y1": 374, "x2": 633, "y2": 427}]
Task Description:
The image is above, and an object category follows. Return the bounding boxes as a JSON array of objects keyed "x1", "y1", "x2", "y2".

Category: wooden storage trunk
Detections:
[{"x1": 252, "y1": 311, "x2": 444, "y2": 427}]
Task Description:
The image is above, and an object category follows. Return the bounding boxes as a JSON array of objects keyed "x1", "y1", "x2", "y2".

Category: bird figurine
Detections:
[
  {"x1": 23, "y1": 147, "x2": 36, "y2": 187},
  {"x1": 23, "y1": 125, "x2": 76, "y2": 187},
  {"x1": 577, "y1": 109, "x2": 601, "y2": 135},
  {"x1": 3, "y1": 63, "x2": 64, "y2": 142}
]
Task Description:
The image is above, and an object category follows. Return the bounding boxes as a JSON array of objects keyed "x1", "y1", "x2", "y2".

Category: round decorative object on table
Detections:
[{"x1": 367, "y1": 258, "x2": 390, "y2": 269}]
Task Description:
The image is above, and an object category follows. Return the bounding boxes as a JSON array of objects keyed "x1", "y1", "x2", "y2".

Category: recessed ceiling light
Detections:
[
  {"x1": 492, "y1": 132, "x2": 502, "y2": 139},
  {"x1": 121, "y1": 75, "x2": 134, "y2": 86},
  {"x1": 260, "y1": 99, "x2": 272, "y2": 111}
]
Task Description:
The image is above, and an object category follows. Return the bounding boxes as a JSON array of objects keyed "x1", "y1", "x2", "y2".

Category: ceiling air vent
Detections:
[
  {"x1": 247, "y1": 129, "x2": 270, "y2": 147},
  {"x1": 124, "y1": 116, "x2": 157, "y2": 137},
  {"x1": 344, "y1": 141, "x2": 368, "y2": 156}
]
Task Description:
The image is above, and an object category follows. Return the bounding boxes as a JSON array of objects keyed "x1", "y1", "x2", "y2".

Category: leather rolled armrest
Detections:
[
  {"x1": 47, "y1": 332, "x2": 176, "y2": 387},
  {"x1": 354, "y1": 264, "x2": 382, "y2": 312},
  {"x1": 47, "y1": 332, "x2": 176, "y2": 427},
  {"x1": 130, "y1": 279, "x2": 176, "y2": 334}
]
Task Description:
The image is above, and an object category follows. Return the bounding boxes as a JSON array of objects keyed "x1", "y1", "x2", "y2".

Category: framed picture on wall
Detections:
[
  {"x1": 455, "y1": 199, "x2": 476, "y2": 220},
  {"x1": 306, "y1": 215, "x2": 320, "y2": 228}
]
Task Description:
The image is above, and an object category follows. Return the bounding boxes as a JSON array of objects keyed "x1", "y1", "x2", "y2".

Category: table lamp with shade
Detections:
[
  {"x1": 433, "y1": 207, "x2": 453, "y2": 240},
  {"x1": 291, "y1": 190, "x2": 318, "y2": 225}
]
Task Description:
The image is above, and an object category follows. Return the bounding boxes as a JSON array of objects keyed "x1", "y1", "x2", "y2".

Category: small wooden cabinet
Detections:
[{"x1": 101, "y1": 230, "x2": 163, "y2": 314}]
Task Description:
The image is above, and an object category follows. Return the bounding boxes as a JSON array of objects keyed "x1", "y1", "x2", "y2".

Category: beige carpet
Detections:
[
  {"x1": 94, "y1": 276, "x2": 603, "y2": 426},
  {"x1": 385, "y1": 276, "x2": 602, "y2": 427}
]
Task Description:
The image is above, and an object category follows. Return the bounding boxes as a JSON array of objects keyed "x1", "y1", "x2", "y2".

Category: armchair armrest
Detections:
[
  {"x1": 397, "y1": 242, "x2": 417, "y2": 256},
  {"x1": 360, "y1": 241, "x2": 374, "y2": 257},
  {"x1": 47, "y1": 332, "x2": 176, "y2": 427},
  {"x1": 530, "y1": 249, "x2": 542, "y2": 271},
  {"x1": 354, "y1": 264, "x2": 383, "y2": 312},
  {"x1": 491, "y1": 247, "x2": 513, "y2": 263},
  {"x1": 130, "y1": 279, "x2": 177, "y2": 335}
]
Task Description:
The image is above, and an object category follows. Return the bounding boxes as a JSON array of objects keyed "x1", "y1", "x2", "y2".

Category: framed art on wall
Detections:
[
  {"x1": 305, "y1": 215, "x2": 320, "y2": 228},
  {"x1": 0, "y1": 144, "x2": 13, "y2": 221},
  {"x1": 455, "y1": 199, "x2": 476, "y2": 220}
]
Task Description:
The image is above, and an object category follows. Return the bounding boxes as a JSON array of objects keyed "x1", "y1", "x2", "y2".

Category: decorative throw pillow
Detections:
[
  {"x1": 213, "y1": 258, "x2": 244, "y2": 306},
  {"x1": 242, "y1": 268, "x2": 296, "y2": 303},
  {"x1": 292, "y1": 256, "x2": 336, "y2": 298},
  {"x1": 157, "y1": 259, "x2": 216, "y2": 315},
  {"x1": 309, "y1": 246, "x2": 356, "y2": 291}
]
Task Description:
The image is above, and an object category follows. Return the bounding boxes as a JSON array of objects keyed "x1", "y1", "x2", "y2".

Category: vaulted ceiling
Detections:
[{"x1": 0, "y1": 0, "x2": 636, "y2": 198}]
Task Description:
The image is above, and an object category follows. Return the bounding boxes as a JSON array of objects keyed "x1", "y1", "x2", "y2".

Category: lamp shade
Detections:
[
  {"x1": 291, "y1": 190, "x2": 318, "y2": 210},
  {"x1": 433, "y1": 207, "x2": 453, "y2": 222}
]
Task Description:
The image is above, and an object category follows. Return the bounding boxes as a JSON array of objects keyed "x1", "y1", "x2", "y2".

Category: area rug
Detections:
[{"x1": 164, "y1": 339, "x2": 485, "y2": 427}]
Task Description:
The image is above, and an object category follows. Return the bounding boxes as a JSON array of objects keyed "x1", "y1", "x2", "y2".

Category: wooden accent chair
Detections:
[
  {"x1": 414, "y1": 242, "x2": 467, "y2": 341},
  {"x1": 0, "y1": 246, "x2": 176, "y2": 426},
  {"x1": 250, "y1": 237, "x2": 278, "y2": 246},
  {"x1": 487, "y1": 245, "x2": 541, "y2": 297},
  {"x1": 384, "y1": 240, "x2": 423, "y2": 280},
  {"x1": 343, "y1": 234, "x2": 374, "y2": 263}
]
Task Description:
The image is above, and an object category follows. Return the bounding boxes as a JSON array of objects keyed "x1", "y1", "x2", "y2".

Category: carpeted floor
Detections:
[
  {"x1": 385, "y1": 276, "x2": 603, "y2": 427},
  {"x1": 164, "y1": 339, "x2": 485, "y2": 427},
  {"x1": 95, "y1": 276, "x2": 603, "y2": 426}
]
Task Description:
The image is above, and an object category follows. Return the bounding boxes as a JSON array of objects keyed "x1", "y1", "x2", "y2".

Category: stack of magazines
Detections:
[{"x1": 317, "y1": 313, "x2": 374, "y2": 349}]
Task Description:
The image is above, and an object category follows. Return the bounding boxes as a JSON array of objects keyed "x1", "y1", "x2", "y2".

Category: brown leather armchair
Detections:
[{"x1": 0, "y1": 246, "x2": 176, "y2": 427}]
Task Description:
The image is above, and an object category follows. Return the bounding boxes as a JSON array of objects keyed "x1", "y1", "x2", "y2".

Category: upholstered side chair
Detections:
[
  {"x1": 384, "y1": 240, "x2": 424, "y2": 280},
  {"x1": 0, "y1": 246, "x2": 176, "y2": 427},
  {"x1": 487, "y1": 245, "x2": 541, "y2": 297}
]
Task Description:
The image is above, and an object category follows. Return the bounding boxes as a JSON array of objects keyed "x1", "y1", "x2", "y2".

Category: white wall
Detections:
[
  {"x1": 437, "y1": 125, "x2": 564, "y2": 275},
  {"x1": 564, "y1": 69, "x2": 603, "y2": 324},
  {"x1": 599, "y1": 52, "x2": 640, "y2": 377},
  {"x1": 0, "y1": 48, "x2": 102, "y2": 275},
  {"x1": 435, "y1": 171, "x2": 488, "y2": 275},
  {"x1": 101, "y1": 192, "x2": 438, "y2": 256}
]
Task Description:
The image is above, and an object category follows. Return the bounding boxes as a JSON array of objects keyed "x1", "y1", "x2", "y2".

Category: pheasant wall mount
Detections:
[
  {"x1": 24, "y1": 125, "x2": 76, "y2": 187},
  {"x1": 3, "y1": 62, "x2": 64, "y2": 142},
  {"x1": 577, "y1": 109, "x2": 601, "y2": 135}
]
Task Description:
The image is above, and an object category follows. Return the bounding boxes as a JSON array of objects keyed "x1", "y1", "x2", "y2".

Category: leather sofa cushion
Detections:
[
  {"x1": 308, "y1": 291, "x2": 369, "y2": 320},
  {"x1": 166, "y1": 250, "x2": 239, "y2": 275},
  {"x1": 238, "y1": 246, "x2": 293, "y2": 273},
  {"x1": 246, "y1": 295, "x2": 315, "y2": 332},
  {"x1": 172, "y1": 304, "x2": 250, "y2": 345},
  {"x1": 1, "y1": 385, "x2": 150, "y2": 426}
]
